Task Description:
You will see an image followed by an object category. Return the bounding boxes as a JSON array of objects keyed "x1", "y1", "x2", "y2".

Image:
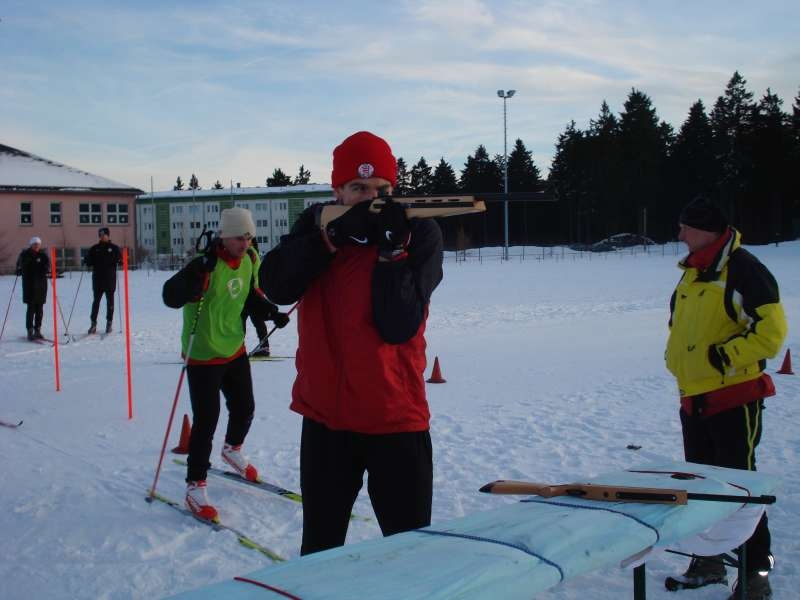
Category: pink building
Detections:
[{"x1": 0, "y1": 144, "x2": 142, "y2": 273}]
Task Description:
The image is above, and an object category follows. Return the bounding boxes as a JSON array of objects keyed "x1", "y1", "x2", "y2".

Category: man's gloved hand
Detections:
[
  {"x1": 376, "y1": 200, "x2": 410, "y2": 260},
  {"x1": 271, "y1": 312, "x2": 290, "y2": 328},
  {"x1": 324, "y1": 200, "x2": 375, "y2": 248},
  {"x1": 708, "y1": 344, "x2": 730, "y2": 375},
  {"x1": 190, "y1": 251, "x2": 217, "y2": 276}
]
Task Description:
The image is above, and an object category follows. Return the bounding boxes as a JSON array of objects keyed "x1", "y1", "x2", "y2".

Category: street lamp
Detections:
[{"x1": 497, "y1": 89, "x2": 516, "y2": 260}]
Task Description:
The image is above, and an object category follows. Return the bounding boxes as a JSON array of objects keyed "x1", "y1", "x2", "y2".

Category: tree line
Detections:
[
  {"x1": 171, "y1": 70, "x2": 798, "y2": 245},
  {"x1": 550, "y1": 71, "x2": 799, "y2": 244}
]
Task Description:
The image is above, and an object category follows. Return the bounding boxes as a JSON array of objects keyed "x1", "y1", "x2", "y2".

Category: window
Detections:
[
  {"x1": 107, "y1": 203, "x2": 129, "y2": 224},
  {"x1": 50, "y1": 202, "x2": 62, "y2": 225},
  {"x1": 79, "y1": 203, "x2": 102, "y2": 224},
  {"x1": 20, "y1": 202, "x2": 32, "y2": 225}
]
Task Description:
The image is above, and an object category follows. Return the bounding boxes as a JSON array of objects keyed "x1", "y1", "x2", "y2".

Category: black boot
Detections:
[
  {"x1": 34, "y1": 328, "x2": 44, "y2": 339},
  {"x1": 105, "y1": 321, "x2": 113, "y2": 334},
  {"x1": 88, "y1": 321, "x2": 97, "y2": 334},
  {"x1": 727, "y1": 572, "x2": 772, "y2": 600},
  {"x1": 665, "y1": 555, "x2": 728, "y2": 591},
  {"x1": 27, "y1": 328, "x2": 35, "y2": 341}
]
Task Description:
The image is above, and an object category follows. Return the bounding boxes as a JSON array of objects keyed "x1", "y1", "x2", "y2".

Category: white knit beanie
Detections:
[
  {"x1": 219, "y1": 207, "x2": 256, "y2": 238},
  {"x1": 29, "y1": 236, "x2": 42, "y2": 246}
]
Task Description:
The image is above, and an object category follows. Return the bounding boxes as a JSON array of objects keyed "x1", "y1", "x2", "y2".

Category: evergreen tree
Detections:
[
  {"x1": 173, "y1": 176, "x2": 184, "y2": 191},
  {"x1": 587, "y1": 101, "x2": 623, "y2": 236},
  {"x1": 189, "y1": 174, "x2": 200, "y2": 190},
  {"x1": 459, "y1": 145, "x2": 502, "y2": 193},
  {"x1": 507, "y1": 138, "x2": 541, "y2": 191},
  {"x1": 618, "y1": 88, "x2": 670, "y2": 238},
  {"x1": 429, "y1": 158, "x2": 459, "y2": 194},
  {"x1": 550, "y1": 121, "x2": 593, "y2": 242},
  {"x1": 213, "y1": 180, "x2": 224, "y2": 189},
  {"x1": 266, "y1": 168, "x2": 292, "y2": 187},
  {"x1": 749, "y1": 88, "x2": 794, "y2": 241},
  {"x1": 710, "y1": 71, "x2": 756, "y2": 220},
  {"x1": 409, "y1": 157, "x2": 433, "y2": 194},
  {"x1": 395, "y1": 157, "x2": 411, "y2": 195},
  {"x1": 294, "y1": 164, "x2": 311, "y2": 185},
  {"x1": 670, "y1": 100, "x2": 717, "y2": 209}
]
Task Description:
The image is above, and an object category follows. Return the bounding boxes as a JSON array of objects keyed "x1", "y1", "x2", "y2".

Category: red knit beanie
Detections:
[{"x1": 331, "y1": 131, "x2": 397, "y2": 188}]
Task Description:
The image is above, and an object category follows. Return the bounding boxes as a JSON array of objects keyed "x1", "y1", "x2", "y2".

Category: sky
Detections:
[{"x1": 1, "y1": 1, "x2": 798, "y2": 192}]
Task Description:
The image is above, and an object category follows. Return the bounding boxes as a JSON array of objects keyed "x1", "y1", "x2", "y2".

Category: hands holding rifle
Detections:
[{"x1": 319, "y1": 197, "x2": 411, "y2": 261}]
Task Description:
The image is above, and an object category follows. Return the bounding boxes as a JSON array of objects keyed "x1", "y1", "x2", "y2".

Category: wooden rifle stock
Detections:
[
  {"x1": 479, "y1": 480, "x2": 776, "y2": 505},
  {"x1": 319, "y1": 195, "x2": 486, "y2": 228}
]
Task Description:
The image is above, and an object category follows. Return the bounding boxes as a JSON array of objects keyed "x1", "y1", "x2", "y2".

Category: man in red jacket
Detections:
[{"x1": 261, "y1": 131, "x2": 443, "y2": 555}]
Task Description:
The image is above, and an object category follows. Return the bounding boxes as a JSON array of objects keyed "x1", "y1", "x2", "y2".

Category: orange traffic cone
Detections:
[
  {"x1": 426, "y1": 356, "x2": 446, "y2": 384},
  {"x1": 171, "y1": 414, "x2": 192, "y2": 454},
  {"x1": 777, "y1": 349, "x2": 794, "y2": 375}
]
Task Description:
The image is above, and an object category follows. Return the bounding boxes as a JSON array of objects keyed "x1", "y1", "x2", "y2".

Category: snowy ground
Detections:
[{"x1": 0, "y1": 242, "x2": 797, "y2": 600}]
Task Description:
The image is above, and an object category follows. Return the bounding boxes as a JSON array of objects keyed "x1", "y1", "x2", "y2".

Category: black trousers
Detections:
[
  {"x1": 681, "y1": 399, "x2": 772, "y2": 572},
  {"x1": 90, "y1": 287, "x2": 115, "y2": 324},
  {"x1": 185, "y1": 353, "x2": 255, "y2": 482},
  {"x1": 246, "y1": 313, "x2": 269, "y2": 348},
  {"x1": 299, "y1": 417, "x2": 433, "y2": 556},
  {"x1": 25, "y1": 303, "x2": 43, "y2": 330}
]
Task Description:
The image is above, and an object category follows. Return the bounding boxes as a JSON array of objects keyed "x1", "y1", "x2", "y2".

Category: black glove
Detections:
[
  {"x1": 16, "y1": 269, "x2": 22, "y2": 276},
  {"x1": 375, "y1": 200, "x2": 410, "y2": 259},
  {"x1": 708, "y1": 344, "x2": 730, "y2": 375},
  {"x1": 189, "y1": 251, "x2": 217, "y2": 277},
  {"x1": 271, "y1": 312, "x2": 290, "y2": 328},
  {"x1": 324, "y1": 200, "x2": 375, "y2": 248}
]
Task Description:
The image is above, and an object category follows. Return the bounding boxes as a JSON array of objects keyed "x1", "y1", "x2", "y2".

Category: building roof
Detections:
[
  {"x1": 0, "y1": 144, "x2": 142, "y2": 193},
  {"x1": 136, "y1": 183, "x2": 333, "y2": 202}
]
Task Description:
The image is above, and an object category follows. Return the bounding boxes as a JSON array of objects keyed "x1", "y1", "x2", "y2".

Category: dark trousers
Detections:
[
  {"x1": 247, "y1": 313, "x2": 269, "y2": 349},
  {"x1": 185, "y1": 353, "x2": 255, "y2": 482},
  {"x1": 90, "y1": 287, "x2": 114, "y2": 324},
  {"x1": 299, "y1": 417, "x2": 433, "y2": 556},
  {"x1": 681, "y1": 399, "x2": 772, "y2": 572},
  {"x1": 25, "y1": 304, "x2": 43, "y2": 330}
]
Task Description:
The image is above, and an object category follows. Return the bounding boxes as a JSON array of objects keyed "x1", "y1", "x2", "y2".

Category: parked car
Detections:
[{"x1": 592, "y1": 233, "x2": 655, "y2": 251}]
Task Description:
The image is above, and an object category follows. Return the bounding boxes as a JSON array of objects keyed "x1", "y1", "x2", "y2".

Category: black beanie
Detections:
[{"x1": 679, "y1": 197, "x2": 728, "y2": 233}]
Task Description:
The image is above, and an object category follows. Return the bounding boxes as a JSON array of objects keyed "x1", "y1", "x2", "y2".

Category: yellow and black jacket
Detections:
[{"x1": 665, "y1": 228, "x2": 787, "y2": 398}]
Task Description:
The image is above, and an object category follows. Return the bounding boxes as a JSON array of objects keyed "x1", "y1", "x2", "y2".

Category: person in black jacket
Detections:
[
  {"x1": 84, "y1": 227, "x2": 122, "y2": 334},
  {"x1": 16, "y1": 236, "x2": 51, "y2": 341}
]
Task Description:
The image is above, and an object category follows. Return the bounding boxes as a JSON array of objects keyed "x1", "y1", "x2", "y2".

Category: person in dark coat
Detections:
[
  {"x1": 243, "y1": 238, "x2": 289, "y2": 357},
  {"x1": 84, "y1": 227, "x2": 122, "y2": 334},
  {"x1": 16, "y1": 236, "x2": 50, "y2": 340}
]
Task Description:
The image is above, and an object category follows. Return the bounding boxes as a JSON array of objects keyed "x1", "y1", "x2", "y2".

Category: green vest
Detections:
[{"x1": 181, "y1": 249, "x2": 259, "y2": 361}]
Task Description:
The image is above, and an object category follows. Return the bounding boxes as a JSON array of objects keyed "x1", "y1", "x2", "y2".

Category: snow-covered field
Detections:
[{"x1": 1, "y1": 242, "x2": 797, "y2": 600}]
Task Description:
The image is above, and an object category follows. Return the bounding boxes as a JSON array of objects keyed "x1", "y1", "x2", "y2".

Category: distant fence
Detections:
[{"x1": 445, "y1": 242, "x2": 685, "y2": 263}]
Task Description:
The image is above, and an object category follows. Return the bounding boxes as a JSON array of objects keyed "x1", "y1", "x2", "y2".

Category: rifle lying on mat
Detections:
[
  {"x1": 479, "y1": 480, "x2": 776, "y2": 505},
  {"x1": 318, "y1": 195, "x2": 486, "y2": 227}
]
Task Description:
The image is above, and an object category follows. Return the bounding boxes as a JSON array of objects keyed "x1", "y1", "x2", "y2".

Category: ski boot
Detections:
[
  {"x1": 88, "y1": 321, "x2": 97, "y2": 335},
  {"x1": 221, "y1": 443, "x2": 259, "y2": 482},
  {"x1": 105, "y1": 321, "x2": 113, "y2": 334},
  {"x1": 185, "y1": 480, "x2": 218, "y2": 522}
]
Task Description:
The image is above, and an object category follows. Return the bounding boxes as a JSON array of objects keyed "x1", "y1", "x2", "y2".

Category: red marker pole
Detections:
[
  {"x1": 50, "y1": 247, "x2": 61, "y2": 391},
  {"x1": 123, "y1": 248, "x2": 134, "y2": 419}
]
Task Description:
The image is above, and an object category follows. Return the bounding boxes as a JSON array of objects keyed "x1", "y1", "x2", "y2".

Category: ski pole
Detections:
[
  {"x1": 249, "y1": 300, "x2": 299, "y2": 357},
  {"x1": 147, "y1": 296, "x2": 206, "y2": 501},
  {"x1": 56, "y1": 295, "x2": 69, "y2": 338},
  {"x1": 64, "y1": 269, "x2": 84, "y2": 336},
  {"x1": 0, "y1": 275, "x2": 19, "y2": 343}
]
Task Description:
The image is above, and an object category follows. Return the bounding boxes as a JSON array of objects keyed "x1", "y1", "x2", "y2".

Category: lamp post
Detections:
[{"x1": 497, "y1": 89, "x2": 516, "y2": 260}]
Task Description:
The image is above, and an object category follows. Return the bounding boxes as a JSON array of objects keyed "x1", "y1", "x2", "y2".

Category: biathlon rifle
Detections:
[
  {"x1": 318, "y1": 194, "x2": 486, "y2": 228},
  {"x1": 479, "y1": 480, "x2": 776, "y2": 505}
]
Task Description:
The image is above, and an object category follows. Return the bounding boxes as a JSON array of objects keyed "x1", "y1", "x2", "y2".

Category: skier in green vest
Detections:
[{"x1": 162, "y1": 207, "x2": 289, "y2": 521}]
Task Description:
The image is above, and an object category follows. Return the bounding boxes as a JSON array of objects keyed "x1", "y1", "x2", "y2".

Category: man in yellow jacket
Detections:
[{"x1": 665, "y1": 197, "x2": 787, "y2": 600}]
